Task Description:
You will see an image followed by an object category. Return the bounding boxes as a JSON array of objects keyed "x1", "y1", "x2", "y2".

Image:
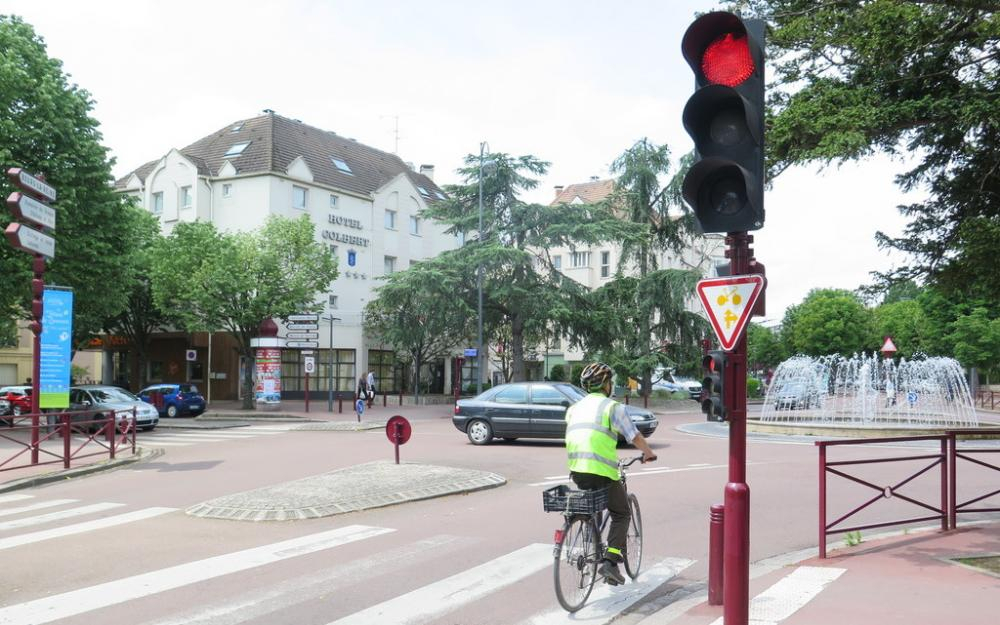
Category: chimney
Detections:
[
  {"x1": 554, "y1": 185, "x2": 564, "y2": 199},
  {"x1": 405, "y1": 161, "x2": 415, "y2": 171},
  {"x1": 590, "y1": 176, "x2": 600, "y2": 182},
  {"x1": 419, "y1": 164, "x2": 435, "y2": 180}
]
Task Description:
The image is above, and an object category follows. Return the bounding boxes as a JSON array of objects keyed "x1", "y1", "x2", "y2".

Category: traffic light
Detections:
[
  {"x1": 681, "y1": 12, "x2": 766, "y2": 233},
  {"x1": 702, "y1": 350, "x2": 727, "y2": 422}
]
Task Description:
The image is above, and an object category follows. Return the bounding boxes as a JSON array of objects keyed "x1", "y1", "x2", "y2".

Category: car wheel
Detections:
[
  {"x1": 466, "y1": 419, "x2": 493, "y2": 445},
  {"x1": 166, "y1": 405, "x2": 178, "y2": 418},
  {"x1": 12, "y1": 405, "x2": 21, "y2": 417}
]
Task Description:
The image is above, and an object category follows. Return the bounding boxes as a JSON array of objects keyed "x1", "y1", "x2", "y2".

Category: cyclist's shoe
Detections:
[{"x1": 599, "y1": 560, "x2": 625, "y2": 585}]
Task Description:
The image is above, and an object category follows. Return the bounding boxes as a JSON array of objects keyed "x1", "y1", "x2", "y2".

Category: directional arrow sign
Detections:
[
  {"x1": 696, "y1": 275, "x2": 765, "y2": 351},
  {"x1": 7, "y1": 192, "x2": 57, "y2": 230},
  {"x1": 287, "y1": 322, "x2": 319, "y2": 331},
  {"x1": 5, "y1": 222, "x2": 55, "y2": 258},
  {"x1": 287, "y1": 332, "x2": 319, "y2": 340},
  {"x1": 288, "y1": 313, "x2": 319, "y2": 322},
  {"x1": 286, "y1": 340, "x2": 319, "y2": 349},
  {"x1": 7, "y1": 168, "x2": 57, "y2": 202}
]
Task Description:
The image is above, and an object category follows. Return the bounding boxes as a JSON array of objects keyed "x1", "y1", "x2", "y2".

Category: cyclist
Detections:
[{"x1": 566, "y1": 361, "x2": 657, "y2": 585}]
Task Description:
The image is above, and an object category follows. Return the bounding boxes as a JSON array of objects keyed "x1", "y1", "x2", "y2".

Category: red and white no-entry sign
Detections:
[{"x1": 696, "y1": 275, "x2": 765, "y2": 351}]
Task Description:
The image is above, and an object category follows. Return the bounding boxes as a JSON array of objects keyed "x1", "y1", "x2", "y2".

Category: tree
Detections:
[
  {"x1": 729, "y1": 1, "x2": 1000, "y2": 299},
  {"x1": 872, "y1": 299, "x2": 928, "y2": 360},
  {"x1": 150, "y1": 216, "x2": 337, "y2": 408},
  {"x1": 781, "y1": 289, "x2": 875, "y2": 357},
  {"x1": 593, "y1": 139, "x2": 705, "y2": 394},
  {"x1": 949, "y1": 307, "x2": 1000, "y2": 389},
  {"x1": 0, "y1": 17, "x2": 137, "y2": 346},
  {"x1": 102, "y1": 202, "x2": 167, "y2": 389},
  {"x1": 422, "y1": 152, "x2": 643, "y2": 382},
  {"x1": 747, "y1": 322, "x2": 785, "y2": 373},
  {"x1": 364, "y1": 261, "x2": 473, "y2": 400}
]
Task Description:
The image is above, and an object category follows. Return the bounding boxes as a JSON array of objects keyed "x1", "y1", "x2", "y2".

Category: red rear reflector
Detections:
[
  {"x1": 454, "y1": 404, "x2": 459, "y2": 415},
  {"x1": 554, "y1": 529, "x2": 565, "y2": 544},
  {"x1": 702, "y1": 32, "x2": 754, "y2": 86}
]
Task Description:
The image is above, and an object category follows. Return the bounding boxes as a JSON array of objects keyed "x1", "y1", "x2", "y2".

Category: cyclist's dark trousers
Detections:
[{"x1": 570, "y1": 471, "x2": 628, "y2": 562}]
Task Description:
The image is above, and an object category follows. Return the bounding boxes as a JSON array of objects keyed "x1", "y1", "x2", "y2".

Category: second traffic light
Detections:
[
  {"x1": 681, "y1": 11, "x2": 765, "y2": 233},
  {"x1": 702, "y1": 350, "x2": 727, "y2": 422}
]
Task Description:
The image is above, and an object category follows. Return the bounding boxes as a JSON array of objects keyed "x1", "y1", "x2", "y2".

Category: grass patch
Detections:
[{"x1": 954, "y1": 556, "x2": 1000, "y2": 576}]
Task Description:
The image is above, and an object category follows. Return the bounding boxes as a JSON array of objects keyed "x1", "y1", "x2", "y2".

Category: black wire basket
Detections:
[{"x1": 542, "y1": 484, "x2": 608, "y2": 514}]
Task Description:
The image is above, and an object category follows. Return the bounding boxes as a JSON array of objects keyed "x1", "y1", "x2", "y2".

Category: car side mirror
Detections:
[
  {"x1": 81, "y1": 400, "x2": 91, "y2": 407},
  {"x1": 560, "y1": 400, "x2": 571, "y2": 408}
]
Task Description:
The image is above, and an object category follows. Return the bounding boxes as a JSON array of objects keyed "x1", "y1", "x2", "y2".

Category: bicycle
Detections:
[{"x1": 543, "y1": 455, "x2": 645, "y2": 612}]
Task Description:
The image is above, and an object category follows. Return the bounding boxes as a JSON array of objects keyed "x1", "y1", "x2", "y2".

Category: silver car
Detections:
[{"x1": 69, "y1": 385, "x2": 159, "y2": 431}]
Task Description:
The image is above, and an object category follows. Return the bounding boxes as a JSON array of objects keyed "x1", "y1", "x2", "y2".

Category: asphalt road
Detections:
[{"x1": 0, "y1": 405, "x2": 991, "y2": 625}]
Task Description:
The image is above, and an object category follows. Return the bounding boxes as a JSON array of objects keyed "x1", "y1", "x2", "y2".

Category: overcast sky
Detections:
[{"x1": 5, "y1": 0, "x2": 917, "y2": 322}]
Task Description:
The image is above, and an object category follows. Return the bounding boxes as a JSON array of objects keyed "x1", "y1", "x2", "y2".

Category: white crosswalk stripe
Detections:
[
  {"x1": 0, "y1": 524, "x2": 394, "y2": 625},
  {"x1": 708, "y1": 566, "x2": 846, "y2": 625},
  {"x1": 0, "y1": 498, "x2": 77, "y2": 518},
  {"x1": 138, "y1": 426, "x2": 290, "y2": 447},
  {"x1": 0, "y1": 502, "x2": 124, "y2": 530},
  {"x1": 0, "y1": 494, "x2": 34, "y2": 504},
  {"x1": 0, "y1": 506, "x2": 176, "y2": 551}
]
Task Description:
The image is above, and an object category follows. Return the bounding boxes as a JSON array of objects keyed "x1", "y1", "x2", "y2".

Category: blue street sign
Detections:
[
  {"x1": 348, "y1": 250, "x2": 356, "y2": 267},
  {"x1": 355, "y1": 399, "x2": 365, "y2": 415},
  {"x1": 464, "y1": 348, "x2": 478, "y2": 357},
  {"x1": 39, "y1": 288, "x2": 73, "y2": 409},
  {"x1": 907, "y1": 391, "x2": 918, "y2": 405}
]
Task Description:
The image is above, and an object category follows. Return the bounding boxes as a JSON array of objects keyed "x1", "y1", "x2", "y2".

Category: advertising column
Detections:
[{"x1": 254, "y1": 347, "x2": 282, "y2": 407}]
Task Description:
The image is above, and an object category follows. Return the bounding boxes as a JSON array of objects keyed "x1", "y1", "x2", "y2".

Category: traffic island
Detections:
[{"x1": 184, "y1": 460, "x2": 506, "y2": 521}]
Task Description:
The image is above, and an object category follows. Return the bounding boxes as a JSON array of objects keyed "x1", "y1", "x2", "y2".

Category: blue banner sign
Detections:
[
  {"x1": 39, "y1": 287, "x2": 73, "y2": 409},
  {"x1": 463, "y1": 348, "x2": 478, "y2": 357}
]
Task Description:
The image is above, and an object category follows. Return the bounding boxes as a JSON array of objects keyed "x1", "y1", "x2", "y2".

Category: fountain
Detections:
[{"x1": 759, "y1": 354, "x2": 979, "y2": 429}]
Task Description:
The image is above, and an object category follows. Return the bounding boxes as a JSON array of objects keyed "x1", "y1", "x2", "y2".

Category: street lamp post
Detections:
[
  {"x1": 477, "y1": 142, "x2": 486, "y2": 395},
  {"x1": 323, "y1": 315, "x2": 340, "y2": 412}
]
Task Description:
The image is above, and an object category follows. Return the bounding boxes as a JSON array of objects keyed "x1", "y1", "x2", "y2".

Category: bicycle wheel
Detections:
[
  {"x1": 624, "y1": 493, "x2": 643, "y2": 579},
  {"x1": 554, "y1": 515, "x2": 599, "y2": 612}
]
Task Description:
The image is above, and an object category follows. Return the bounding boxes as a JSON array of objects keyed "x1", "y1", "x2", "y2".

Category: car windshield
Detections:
[
  {"x1": 179, "y1": 384, "x2": 199, "y2": 394},
  {"x1": 89, "y1": 388, "x2": 140, "y2": 403}
]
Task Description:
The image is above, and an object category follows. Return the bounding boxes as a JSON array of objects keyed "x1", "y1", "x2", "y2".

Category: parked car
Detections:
[
  {"x1": 670, "y1": 377, "x2": 704, "y2": 401},
  {"x1": 0, "y1": 386, "x2": 33, "y2": 417},
  {"x1": 453, "y1": 382, "x2": 658, "y2": 445},
  {"x1": 69, "y1": 385, "x2": 159, "y2": 431},
  {"x1": 772, "y1": 383, "x2": 821, "y2": 410},
  {"x1": 138, "y1": 384, "x2": 206, "y2": 418}
]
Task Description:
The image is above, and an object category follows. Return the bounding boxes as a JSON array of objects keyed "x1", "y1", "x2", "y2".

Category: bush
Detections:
[
  {"x1": 549, "y1": 364, "x2": 565, "y2": 382},
  {"x1": 465, "y1": 382, "x2": 492, "y2": 395},
  {"x1": 747, "y1": 377, "x2": 762, "y2": 397},
  {"x1": 571, "y1": 363, "x2": 584, "y2": 386}
]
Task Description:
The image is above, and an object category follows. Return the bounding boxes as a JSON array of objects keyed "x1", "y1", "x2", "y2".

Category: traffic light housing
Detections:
[
  {"x1": 702, "y1": 350, "x2": 727, "y2": 422},
  {"x1": 681, "y1": 12, "x2": 766, "y2": 233}
]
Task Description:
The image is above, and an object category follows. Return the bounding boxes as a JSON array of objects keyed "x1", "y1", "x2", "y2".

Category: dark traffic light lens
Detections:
[
  {"x1": 698, "y1": 166, "x2": 747, "y2": 215},
  {"x1": 702, "y1": 32, "x2": 754, "y2": 87},
  {"x1": 709, "y1": 107, "x2": 748, "y2": 146}
]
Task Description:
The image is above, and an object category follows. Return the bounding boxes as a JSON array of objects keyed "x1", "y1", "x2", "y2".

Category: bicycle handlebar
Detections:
[{"x1": 620, "y1": 455, "x2": 647, "y2": 469}]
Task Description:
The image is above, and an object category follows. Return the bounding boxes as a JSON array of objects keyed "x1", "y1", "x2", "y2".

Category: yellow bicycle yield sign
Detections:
[{"x1": 696, "y1": 275, "x2": 765, "y2": 351}]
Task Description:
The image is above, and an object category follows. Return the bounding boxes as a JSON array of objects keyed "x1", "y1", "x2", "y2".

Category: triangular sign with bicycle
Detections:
[{"x1": 696, "y1": 275, "x2": 765, "y2": 351}]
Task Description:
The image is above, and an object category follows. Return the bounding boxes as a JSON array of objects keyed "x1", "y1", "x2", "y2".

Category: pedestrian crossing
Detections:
[
  {"x1": 138, "y1": 424, "x2": 293, "y2": 447},
  {"x1": 0, "y1": 492, "x2": 842, "y2": 625}
]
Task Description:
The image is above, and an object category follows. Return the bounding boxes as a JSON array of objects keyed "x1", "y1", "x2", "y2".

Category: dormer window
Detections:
[
  {"x1": 224, "y1": 141, "x2": 250, "y2": 157},
  {"x1": 417, "y1": 186, "x2": 430, "y2": 197},
  {"x1": 230, "y1": 122, "x2": 244, "y2": 133},
  {"x1": 435, "y1": 191, "x2": 446, "y2": 200},
  {"x1": 331, "y1": 158, "x2": 353, "y2": 175}
]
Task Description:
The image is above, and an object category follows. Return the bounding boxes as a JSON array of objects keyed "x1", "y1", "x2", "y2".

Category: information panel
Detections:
[{"x1": 39, "y1": 287, "x2": 73, "y2": 409}]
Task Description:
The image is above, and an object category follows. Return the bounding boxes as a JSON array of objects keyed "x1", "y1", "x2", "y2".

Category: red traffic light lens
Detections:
[{"x1": 701, "y1": 32, "x2": 754, "y2": 87}]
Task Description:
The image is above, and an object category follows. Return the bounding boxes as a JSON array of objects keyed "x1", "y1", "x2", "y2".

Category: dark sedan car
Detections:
[{"x1": 453, "y1": 382, "x2": 658, "y2": 445}]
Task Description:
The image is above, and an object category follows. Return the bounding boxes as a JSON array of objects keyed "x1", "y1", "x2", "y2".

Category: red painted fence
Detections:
[{"x1": 0, "y1": 409, "x2": 136, "y2": 474}]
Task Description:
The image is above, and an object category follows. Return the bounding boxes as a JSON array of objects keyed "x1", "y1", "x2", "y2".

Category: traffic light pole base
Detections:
[{"x1": 723, "y1": 481, "x2": 749, "y2": 625}]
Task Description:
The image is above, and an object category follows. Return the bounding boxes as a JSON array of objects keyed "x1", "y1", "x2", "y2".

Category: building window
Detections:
[
  {"x1": 188, "y1": 358, "x2": 204, "y2": 382},
  {"x1": 417, "y1": 186, "x2": 430, "y2": 197},
  {"x1": 224, "y1": 141, "x2": 250, "y2": 157},
  {"x1": 230, "y1": 122, "x2": 244, "y2": 133},
  {"x1": 368, "y1": 349, "x2": 402, "y2": 393},
  {"x1": 180, "y1": 186, "x2": 192, "y2": 209},
  {"x1": 601, "y1": 251, "x2": 610, "y2": 277},
  {"x1": 281, "y1": 348, "x2": 355, "y2": 394},
  {"x1": 384, "y1": 256, "x2": 396, "y2": 274},
  {"x1": 570, "y1": 251, "x2": 590, "y2": 268},
  {"x1": 329, "y1": 294, "x2": 338, "y2": 309},
  {"x1": 331, "y1": 158, "x2": 353, "y2": 175},
  {"x1": 152, "y1": 192, "x2": 163, "y2": 215},
  {"x1": 435, "y1": 190, "x2": 446, "y2": 200},
  {"x1": 385, "y1": 209, "x2": 397, "y2": 229},
  {"x1": 222, "y1": 184, "x2": 232, "y2": 198},
  {"x1": 409, "y1": 216, "x2": 420, "y2": 235},
  {"x1": 553, "y1": 255, "x2": 562, "y2": 270},
  {"x1": 293, "y1": 185, "x2": 308, "y2": 210},
  {"x1": 330, "y1": 194, "x2": 338, "y2": 208},
  {"x1": 329, "y1": 244, "x2": 338, "y2": 257}
]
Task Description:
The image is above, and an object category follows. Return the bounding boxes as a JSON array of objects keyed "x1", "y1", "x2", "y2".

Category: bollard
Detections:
[
  {"x1": 62, "y1": 414, "x2": 70, "y2": 469},
  {"x1": 709, "y1": 503, "x2": 724, "y2": 605},
  {"x1": 383, "y1": 392, "x2": 387, "y2": 407},
  {"x1": 624, "y1": 393, "x2": 629, "y2": 405},
  {"x1": 338, "y1": 396, "x2": 343, "y2": 413}
]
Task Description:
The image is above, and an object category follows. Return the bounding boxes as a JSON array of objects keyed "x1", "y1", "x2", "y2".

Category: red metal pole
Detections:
[
  {"x1": 949, "y1": 433, "x2": 957, "y2": 529},
  {"x1": 819, "y1": 444, "x2": 827, "y2": 558},
  {"x1": 62, "y1": 414, "x2": 70, "y2": 469},
  {"x1": 394, "y1": 422, "x2": 402, "y2": 464},
  {"x1": 940, "y1": 438, "x2": 948, "y2": 531},
  {"x1": 723, "y1": 232, "x2": 752, "y2": 625},
  {"x1": 305, "y1": 373, "x2": 310, "y2": 413},
  {"x1": 709, "y1": 504, "x2": 725, "y2": 605},
  {"x1": 109, "y1": 412, "x2": 116, "y2": 460},
  {"x1": 30, "y1": 255, "x2": 44, "y2": 464}
]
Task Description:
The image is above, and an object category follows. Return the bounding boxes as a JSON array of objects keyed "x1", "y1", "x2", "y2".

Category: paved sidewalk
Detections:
[{"x1": 640, "y1": 521, "x2": 1000, "y2": 625}]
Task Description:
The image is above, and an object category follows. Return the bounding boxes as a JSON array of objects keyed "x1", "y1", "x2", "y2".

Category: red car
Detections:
[{"x1": 0, "y1": 386, "x2": 33, "y2": 417}]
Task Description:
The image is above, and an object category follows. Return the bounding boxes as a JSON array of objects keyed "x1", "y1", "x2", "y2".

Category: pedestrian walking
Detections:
[
  {"x1": 366, "y1": 370, "x2": 376, "y2": 407},
  {"x1": 357, "y1": 375, "x2": 369, "y2": 406}
]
